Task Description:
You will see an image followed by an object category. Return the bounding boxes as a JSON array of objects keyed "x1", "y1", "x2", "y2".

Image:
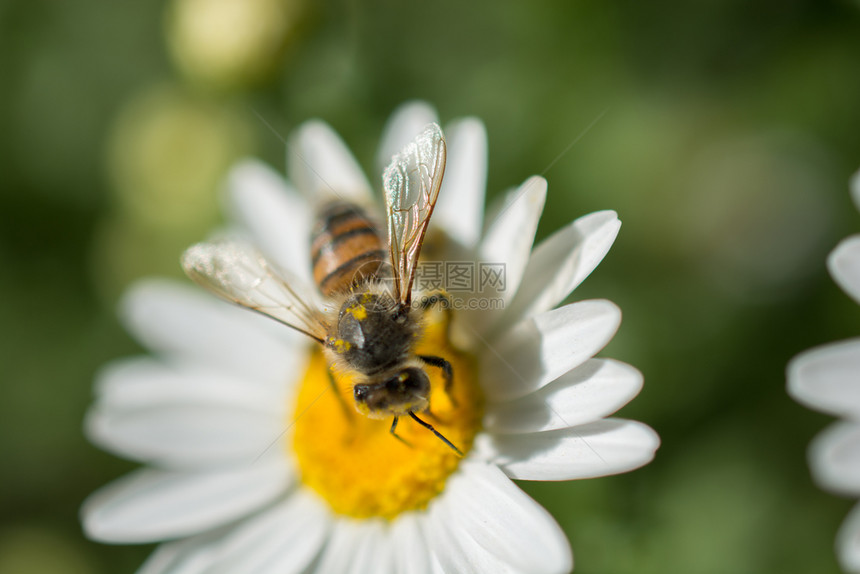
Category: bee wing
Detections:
[
  {"x1": 382, "y1": 123, "x2": 447, "y2": 304},
  {"x1": 182, "y1": 239, "x2": 329, "y2": 343}
]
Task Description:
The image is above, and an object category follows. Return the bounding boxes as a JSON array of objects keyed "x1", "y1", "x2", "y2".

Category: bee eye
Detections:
[
  {"x1": 385, "y1": 368, "x2": 429, "y2": 393},
  {"x1": 353, "y1": 384, "x2": 369, "y2": 401},
  {"x1": 388, "y1": 302, "x2": 408, "y2": 322},
  {"x1": 385, "y1": 376, "x2": 404, "y2": 392}
]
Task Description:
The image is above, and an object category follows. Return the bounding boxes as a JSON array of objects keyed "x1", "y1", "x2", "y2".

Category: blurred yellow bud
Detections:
[
  {"x1": 166, "y1": 0, "x2": 303, "y2": 90},
  {"x1": 106, "y1": 85, "x2": 254, "y2": 229}
]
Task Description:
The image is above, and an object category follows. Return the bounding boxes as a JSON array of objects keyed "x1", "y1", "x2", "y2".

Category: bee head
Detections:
[{"x1": 353, "y1": 367, "x2": 430, "y2": 417}]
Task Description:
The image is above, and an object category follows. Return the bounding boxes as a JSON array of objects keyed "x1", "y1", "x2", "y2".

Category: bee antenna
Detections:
[{"x1": 408, "y1": 412, "x2": 463, "y2": 457}]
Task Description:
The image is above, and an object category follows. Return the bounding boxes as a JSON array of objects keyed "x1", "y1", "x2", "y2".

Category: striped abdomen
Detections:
[{"x1": 311, "y1": 202, "x2": 390, "y2": 297}]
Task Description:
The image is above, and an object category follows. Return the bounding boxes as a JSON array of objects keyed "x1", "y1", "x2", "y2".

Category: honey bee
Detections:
[{"x1": 182, "y1": 123, "x2": 462, "y2": 454}]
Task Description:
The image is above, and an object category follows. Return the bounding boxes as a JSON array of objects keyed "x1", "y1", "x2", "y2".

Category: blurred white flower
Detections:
[
  {"x1": 788, "y1": 169, "x2": 860, "y2": 572},
  {"x1": 82, "y1": 102, "x2": 659, "y2": 573}
]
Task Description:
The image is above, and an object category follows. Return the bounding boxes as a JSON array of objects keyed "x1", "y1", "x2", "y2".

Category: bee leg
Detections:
[
  {"x1": 389, "y1": 416, "x2": 413, "y2": 448},
  {"x1": 408, "y1": 412, "x2": 463, "y2": 457},
  {"x1": 420, "y1": 292, "x2": 451, "y2": 310},
  {"x1": 421, "y1": 408, "x2": 453, "y2": 429},
  {"x1": 421, "y1": 292, "x2": 453, "y2": 339},
  {"x1": 418, "y1": 354, "x2": 458, "y2": 408},
  {"x1": 422, "y1": 408, "x2": 439, "y2": 421},
  {"x1": 327, "y1": 368, "x2": 354, "y2": 423}
]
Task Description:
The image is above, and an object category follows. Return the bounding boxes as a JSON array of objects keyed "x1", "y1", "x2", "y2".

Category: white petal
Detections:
[
  {"x1": 209, "y1": 490, "x2": 330, "y2": 574},
  {"x1": 838, "y1": 501, "x2": 860, "y2": 573},
  {"x1": 484, "y1": 359, "x2": 643, "y2": 434},
  {"x1": 226, "y1": 159, "x2": 313, "y2": 282},
  {"x1": 137, "y1": 532, "x2": 224, "y2": 574},
  {"x1": 307, "y1": 520, "x2": 359, "y2": 574},
  {"x1": 788, "y1": 339, "x2": 860, "y2": 418},
  {"x1": 93, "y1": 358, "x2": 287, "y2": 412},
  {"x1": 498, "y1": 210, "x2": 620, "y2": 330},
  {"x1": 390, "y1": 513, "x2": 434, "y2": 574},
  {"x1": 454, "y1": 178, "x2": 546, "y2": 334},
  {"x1": 288, "y1": 120, "x2": 373, "y2": 206},
  {"x1": 85, "y1": 401, "x2": 285, "y2": 469},
  {"x1": 347, "y1": 520, "x2": 394, "y2": 574},
  {"x1": 427, "y1": 519, "x2": 518, "y2": 574},
  {"x1": 139, "y1": 543, "x2": 185, "y2": 574},
  {"x1": 90, "y1": 358, "x2": 294, "y2": 468},
  {"x1": 479, "y1": 299, "x2": 622, "y2": 401},
  {"x1": 311, "y1": 519, "x2": 394, "y2": 574},
  {"x1": 377, "y1": 101, "x2": 438, "y2": 172},
  {"x1": 830, "y1": 236, "x2": 860, "y2": 305},
  {"x1": 428, "y1": 554, "x2": 446, "y2": 574},
  {"x1": 809, "y1": 421, "x2": 860, "y2": 496},
  {"x1": 136, "y1": 492, "x2": 329, "y2": 574},
  {"x1": 82, "y1": 459, "x2": 292, "y2": 543},
  {"x1": 476, "y1": 176, "x2": 547, "y2": 306},
  {"x1": 434, "y1": 118, "x2": 488, "y2": 249},
  {"x1": 483, "y1": 418, "x2": 660, "y2": 480},
  {"x1": 121, "y1": 280, "x2": 304, "y2": 386},
  {"x1": 427, "y1": 461, "x2": 572, "y2": 574}
]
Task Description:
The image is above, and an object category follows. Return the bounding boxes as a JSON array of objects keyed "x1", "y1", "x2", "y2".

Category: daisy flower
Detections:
[
  {"x1": 82, "y1": 102, "x2": 660, "y2": 573},
  {"x1": 789, "y1": 169, "x2": 860, "y2": 573}
]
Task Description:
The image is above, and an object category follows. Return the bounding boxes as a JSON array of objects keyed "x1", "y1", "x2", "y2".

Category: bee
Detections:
[{"x1": 182, "y1": 123, "x2": 462, "y2": 454}]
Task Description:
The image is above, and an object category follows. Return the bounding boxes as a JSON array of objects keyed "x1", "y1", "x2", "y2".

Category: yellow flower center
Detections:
[{"x1": 291, "y1": 314, "x2": 483, "y2": 519}]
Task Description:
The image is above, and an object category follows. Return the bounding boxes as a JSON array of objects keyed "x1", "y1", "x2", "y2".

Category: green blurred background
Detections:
[{"x1": 2, "y1": 0, "x2": 860, "y2": 572}]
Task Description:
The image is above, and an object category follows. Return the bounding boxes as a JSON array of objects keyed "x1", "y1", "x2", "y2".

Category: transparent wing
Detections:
[
  {"x1": 382, "y1": 123, "x2": 447, "y2": 304},
  {"x1": 182, "y1": 239, "x2": 329, "y2": 343}
]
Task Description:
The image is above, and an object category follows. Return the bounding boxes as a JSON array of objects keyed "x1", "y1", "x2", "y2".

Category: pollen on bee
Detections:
[
  {"x1": 290, "y1": 314, "x2": 483, "y2": 520},
  {"x1": 345, "y1": 304, "x2": 368, "y2": 321},
  {"x1": 330, "y1": 338, "x2": 352, "y2": 353}
]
